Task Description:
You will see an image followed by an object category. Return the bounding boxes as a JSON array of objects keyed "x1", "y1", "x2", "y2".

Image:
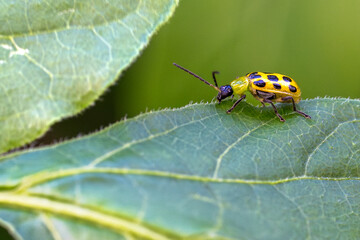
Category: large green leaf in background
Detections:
[
  {"x1": 0, "y1": 0, "x2": 178, "y2": 153},
  {"x1": 0, "y1": 98, "x2": 359, "y2": 239}
]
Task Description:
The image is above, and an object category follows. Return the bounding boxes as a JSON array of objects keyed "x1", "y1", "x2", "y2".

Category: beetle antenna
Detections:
[
  {"x1": 212, "y1": 71, "x2": 219, "y2": 87},
  {"x1": 173, "y1": 63, "x2": 220, "y2": 93}
]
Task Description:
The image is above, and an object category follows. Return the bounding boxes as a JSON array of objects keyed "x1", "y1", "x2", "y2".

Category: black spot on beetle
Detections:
[
  {"x1": 248, "y1": 72, "x2": 261, "y2": 79},
  {"x1": 283, "y1": 76, "x2": 292, "y2": 82},
  {"x1": 267, "y1": 75, "x2": 278, "y2": 81},
  {"x1": 273, "y1": 83, "x2": 281, "y2": 89},
  {"x1": 289, "y1": 85, "x2": 297, "y2": 92},
  {"x1": 254, "y1": 80, "x2": 266, "y2": 87}
]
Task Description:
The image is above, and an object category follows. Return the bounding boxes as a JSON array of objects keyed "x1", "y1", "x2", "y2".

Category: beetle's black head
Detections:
[{"x1": 217, "y1": 85, "x2": 233, "y2": 102}]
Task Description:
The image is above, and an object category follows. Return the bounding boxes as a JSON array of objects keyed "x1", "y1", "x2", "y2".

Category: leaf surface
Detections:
[
  {"x1": 0, "y1": 98, "x2": 359, "y2": 239},
  {"x1": 0, "y1": 0, "x2": 178, "y2": 153}
]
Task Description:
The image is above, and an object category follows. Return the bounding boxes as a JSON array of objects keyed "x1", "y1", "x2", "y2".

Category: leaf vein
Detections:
[
  {"x1": 303, "y1": 119, "x2": 360, "y2": 176},
  {"x1": 88, "y1": 113, "x2": 219, "y2": 167}
]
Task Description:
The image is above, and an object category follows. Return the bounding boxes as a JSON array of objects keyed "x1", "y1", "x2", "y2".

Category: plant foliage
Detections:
[{"x1": 0, "y1": 99, "x2": 359, "y2": 239}]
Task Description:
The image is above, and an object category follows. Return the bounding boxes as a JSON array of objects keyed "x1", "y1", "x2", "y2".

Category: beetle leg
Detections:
[
  {"x1": 227, "y1": 95, "x2": 246, "y2": 114},
  {"x1": 261, "y1": 102, "x2": 265, "y2": 107},
  {"x1": 281, "y1": 96, "x2": 311, "y2": 119},
  {"x1": 262, "y1": 99, "x2": 285, "y2": 122}
]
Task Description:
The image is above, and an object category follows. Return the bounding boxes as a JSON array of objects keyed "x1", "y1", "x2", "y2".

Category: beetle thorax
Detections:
[{"x1": 230, "y1": 76, "x2": 249, "y2": 95}]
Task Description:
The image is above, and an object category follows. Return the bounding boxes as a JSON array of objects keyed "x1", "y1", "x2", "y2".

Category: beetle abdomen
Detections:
[{"x1": 247, "y1": 72, "x2": 301, "y2": 103}]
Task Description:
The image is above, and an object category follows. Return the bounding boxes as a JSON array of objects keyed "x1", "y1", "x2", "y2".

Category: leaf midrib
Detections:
[
  {"x1": 0, "y1": 167, "x2": 359, "y2": 240},
  {"x1": 13, "y1": 167, "x2": 360, "y2": 193},
  {"x1": 0, "y1": 192, "x2": 176, "y2": 240}
]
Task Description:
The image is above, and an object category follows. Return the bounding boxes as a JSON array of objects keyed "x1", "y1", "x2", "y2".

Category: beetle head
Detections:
[{"x1": 217, "y1": 85, "x2": 233, "y2": 103}]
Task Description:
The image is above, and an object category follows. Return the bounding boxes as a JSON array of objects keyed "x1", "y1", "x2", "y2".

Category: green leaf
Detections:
[
  {"x1": 0, "y1": 0, "x2": 178, "y2": 153},
  {"x1": 0, "y1": 98, "x2": 359, "y2": 240}
]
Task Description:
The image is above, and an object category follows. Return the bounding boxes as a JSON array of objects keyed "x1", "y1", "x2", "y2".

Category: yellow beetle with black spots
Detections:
[{"x1": 173, "y1": 63, "x2": 311, "y2": 122}]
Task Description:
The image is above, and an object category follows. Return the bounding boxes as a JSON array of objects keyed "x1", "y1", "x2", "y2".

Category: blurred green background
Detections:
[{"x1": 39, "y1": 0, "x2": 360, "y2": 144}]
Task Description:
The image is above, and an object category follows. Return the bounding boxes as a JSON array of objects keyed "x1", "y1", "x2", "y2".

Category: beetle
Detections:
[{"x1": 173, "y1": 63, "x2": 311, "y2": 122}]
